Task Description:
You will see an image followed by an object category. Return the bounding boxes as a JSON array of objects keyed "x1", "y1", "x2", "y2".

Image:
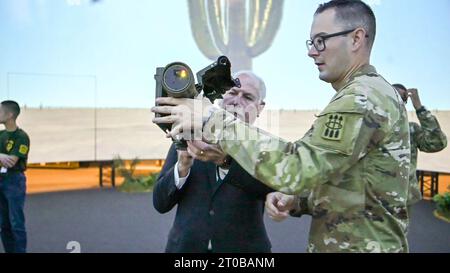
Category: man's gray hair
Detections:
[{"x1": 233, "y1": 70, "x2": 266, "y2": 101}]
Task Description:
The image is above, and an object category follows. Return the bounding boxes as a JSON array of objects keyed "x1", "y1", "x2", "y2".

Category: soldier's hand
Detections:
[
  {"x1": 177, "y1": 150, "x2": 194, "y2": 178},
  {"x1": 187, "y1": 140, "x2": 228, "y2": 166},
  {"x1": 151, "y1": 96, "x2": 215, "y2": 139},
  {"x1": 265, "y1": 192, "x2": 296, "y2": 222},
  {"x1": 407, "y1": 88, "x2": 423, "y2": 110}
]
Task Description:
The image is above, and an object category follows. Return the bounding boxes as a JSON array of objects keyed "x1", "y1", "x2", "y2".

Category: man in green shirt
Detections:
[{"x1": 0, "y1": 100, "x2": 30, "y2": 253}]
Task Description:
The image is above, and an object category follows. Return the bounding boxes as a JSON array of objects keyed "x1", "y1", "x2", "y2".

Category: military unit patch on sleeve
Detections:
[
  {"x1": 6, "y1": 140, "x2": 14, "y2": 152},
  {"x1": 19, "y1": 144, "x2": 29, "y2": 155},
  {"x1": 322, "y1": 114, "x2": 345, "y2": 141}
]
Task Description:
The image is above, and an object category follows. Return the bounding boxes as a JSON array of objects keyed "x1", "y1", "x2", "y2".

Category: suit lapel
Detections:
[
  {"x1": 205, "y1": 162, "x2": 218, "y2": 193},
  {"x1": 210, "y1": 164, "x2": 228, "y2": 197}
]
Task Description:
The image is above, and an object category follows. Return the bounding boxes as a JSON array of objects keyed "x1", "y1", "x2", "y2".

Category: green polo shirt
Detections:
[{"x1": 0, "y1": 128, "x2": 30, "y2": 172}]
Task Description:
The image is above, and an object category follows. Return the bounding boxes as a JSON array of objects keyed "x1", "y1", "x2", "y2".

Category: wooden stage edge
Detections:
[
  {"x1": 25, "y1": 163, "x2": 163, "y2": 194},
  {"x1": 23, "y1": 166, "x2": 450, "y2": 196}
]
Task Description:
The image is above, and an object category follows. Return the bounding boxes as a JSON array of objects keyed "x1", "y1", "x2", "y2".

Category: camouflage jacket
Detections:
[
  {"x1": 407, "y1": 108, "x2": 447, "y2": 205},
  {"x1": 203, "y1": 65, "x2": 411, "y2": 253}
]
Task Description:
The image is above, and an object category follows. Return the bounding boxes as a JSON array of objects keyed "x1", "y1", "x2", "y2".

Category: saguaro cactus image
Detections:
[{"x1": 188, "y1": 0, "x2": 284, "y2": 71}]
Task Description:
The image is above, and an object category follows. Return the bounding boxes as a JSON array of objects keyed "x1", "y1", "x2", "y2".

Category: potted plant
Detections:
[
  {"x1": 114, "y1": 157, "x2": 159, "y2": 193},
  {"x1": 432, "y1": 188, "x2": 450, "y2": 223}
]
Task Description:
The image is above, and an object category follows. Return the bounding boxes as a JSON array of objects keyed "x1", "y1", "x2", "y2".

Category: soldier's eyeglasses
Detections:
[{"x1": 306, "y1": 28, "x2": 356, "y2": 52}]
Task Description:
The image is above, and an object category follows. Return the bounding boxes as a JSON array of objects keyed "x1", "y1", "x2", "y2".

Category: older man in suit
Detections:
[{"x1": 153, "y1": 71, "x2": 273, "y2": 253}]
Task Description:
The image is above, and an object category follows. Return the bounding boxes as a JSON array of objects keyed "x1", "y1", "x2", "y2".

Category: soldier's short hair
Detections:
[
  {"x1": 392, "y1": 83, "x2": 407, "y2": 92},
  {"x1": 233, "y1": 70, "x2": 267, "y2": 102},
  {"x1": 315, "y1": 0, "x2": 376, "y2": 50},
  {"x1": 1, "y1": 100, "x2": 21, "y2": 119}
]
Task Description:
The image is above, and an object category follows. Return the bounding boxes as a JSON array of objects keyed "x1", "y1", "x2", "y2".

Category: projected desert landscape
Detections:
[{"x1": 17, "y1": 108, "x2": 450, "y2": 172}]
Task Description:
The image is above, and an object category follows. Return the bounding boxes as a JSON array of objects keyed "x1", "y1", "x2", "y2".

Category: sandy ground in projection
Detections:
[{"x1": 17, "y1": 108, "x2": 450, "y2": 173}]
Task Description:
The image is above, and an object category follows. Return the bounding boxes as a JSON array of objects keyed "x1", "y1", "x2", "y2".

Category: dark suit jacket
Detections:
[{"x1": 153, "y1": 144, "x2": 274, "y2": 253}]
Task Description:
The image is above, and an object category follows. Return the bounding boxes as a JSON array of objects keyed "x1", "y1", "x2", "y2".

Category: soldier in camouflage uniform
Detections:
[
  {"x1": 152, "y1": 0, "x2": 411, "y2": 252},
  {"x1": 266, "y1": 85, "x2": 448, "y2": 240},
  {"x1": 392, "y1": 84, "x2": 447, "y2": 209}
]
